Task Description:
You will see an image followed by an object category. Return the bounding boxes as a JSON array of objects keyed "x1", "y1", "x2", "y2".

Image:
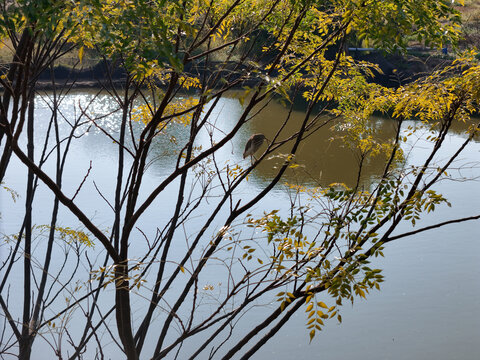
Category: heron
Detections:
[{"x1": 243, "y1": 133, "x2": 266, "y2": 163}]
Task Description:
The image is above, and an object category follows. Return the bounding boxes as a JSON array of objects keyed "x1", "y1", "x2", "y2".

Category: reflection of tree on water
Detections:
[
  {"x1": 245, "y1": 100, "x2": 399, "y2": 187},
  {"x1": 245, "y1": 97, "x2": 480, "y2": 188}
]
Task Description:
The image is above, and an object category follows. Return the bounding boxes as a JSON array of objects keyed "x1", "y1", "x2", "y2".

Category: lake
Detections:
[{"x1": 1, "y1": 90, "x2": 479, "y2": 359}]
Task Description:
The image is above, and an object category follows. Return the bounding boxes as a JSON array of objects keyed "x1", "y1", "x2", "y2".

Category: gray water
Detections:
[{"x1": 1, "y1": 90, "x2": 479, "y2": 359}]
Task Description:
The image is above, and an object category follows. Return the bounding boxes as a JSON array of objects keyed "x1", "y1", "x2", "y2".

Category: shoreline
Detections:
[{"x1": 18, "y1": 51, "x2": 454, "y2": 91}]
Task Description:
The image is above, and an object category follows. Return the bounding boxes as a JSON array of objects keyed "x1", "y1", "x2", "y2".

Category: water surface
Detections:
[{"x1": 1, "y1": 90, "x2": 479, "y2": 359}]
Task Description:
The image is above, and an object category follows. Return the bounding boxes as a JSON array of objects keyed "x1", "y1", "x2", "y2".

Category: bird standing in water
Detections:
[{"x1": 243, "y1": 133, "x2": 266, "y2": 163}]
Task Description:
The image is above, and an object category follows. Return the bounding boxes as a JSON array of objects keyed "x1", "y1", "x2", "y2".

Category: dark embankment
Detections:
[{"x1": 27, "y1": 50, "x2": 452, "y2": 90}]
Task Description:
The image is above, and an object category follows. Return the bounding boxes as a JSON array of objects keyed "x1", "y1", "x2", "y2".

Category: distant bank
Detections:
[{"x1": 28, "y1": 49, "x2": 452, "y2": 90}]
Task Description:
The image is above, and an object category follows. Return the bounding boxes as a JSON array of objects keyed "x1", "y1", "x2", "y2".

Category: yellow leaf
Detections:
[
  {"x1": 78, "y1": 46, "x2": 84, "y2": 63},
  {"x1": 318, "y1": 301, "x2": 328, "y2": 309},
  {"x1": 358, "y1": 288, "x2": 366, "y2": 298}
]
